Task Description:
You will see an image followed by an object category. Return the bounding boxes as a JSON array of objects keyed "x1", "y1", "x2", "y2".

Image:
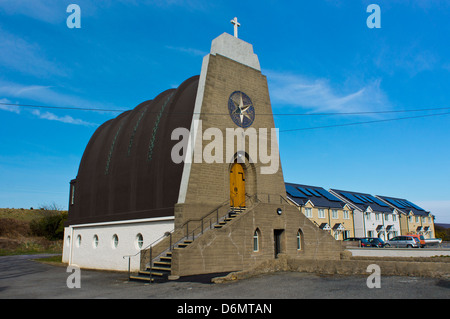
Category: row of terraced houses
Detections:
[{"x1": 285, "y1": 183, "x2": 435, "y2": 241}]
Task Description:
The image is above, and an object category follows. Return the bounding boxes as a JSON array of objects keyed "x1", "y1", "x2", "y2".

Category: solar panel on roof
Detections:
[
  {"x1": 400, "y1": 200, "x2": 412, "y2": 207},
  {"x1": 368, "y1": 196, "x2": 389, "y2": 207},
  {"x1": 341, "y1": 192, "x2": 364, "y2": 204},
  {"x1": 355, "y1": 194, "x2": 368, "y2": 202},
  {"x1": 286, "y1": 185, "x2": 307, "y2": 198},
  {"x1": 385, "y1": 198, "x2": 405, "y2": 208},
  {"x1": 405, "y1": 200, "x2": 425, "y2": 211},
  {"x1": 316, "y1": 189, "x2": 341, "y2": 202},
  {"x1": 297, "y1": 187, "x2": 313, "y2": 196},
  {"x1": 395, "y1": 199, "x2": 408, "y2": 207},
  {"x1": 306, "y1": 188, "x2": 321, "y2": 197},
  {"x1": 362, "y1": 195, "x2": 374, "y2": 203}
]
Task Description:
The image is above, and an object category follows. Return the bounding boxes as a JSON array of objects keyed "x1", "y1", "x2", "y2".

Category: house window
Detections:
[
  {"x1": 415, "y1": 216, "x2": 419, "y2": 223},
  {"x1": 343, "y1": 210, "x2": 349, "y2": 219},
  {"x1": 332, "y1": 209, "x2": 338, "y2": 219},
  {"x1": 368, "y1": 231, "x2": 374, "y2": 238},
  {"x1": 393, "y1": 215, "x2": 397, "y2": 222},
  {"x1": 305, "y1": 207, "x2": 312, "y2": 218},
  {"x1": 253, "y1": 229, "x2": 260, "y2": 252},
  {"x1": 343, "y1": 230, "x2": 350, "y2": 239},
  {"x1": 366, "y1": 212, "x2": 371, "y2": 220},
  {"x1": 318, "y1": 209, "x2": 325, "y2": 218},
  {"x1": 375, "y1": 213, "x2": 380, "y2": 221}
]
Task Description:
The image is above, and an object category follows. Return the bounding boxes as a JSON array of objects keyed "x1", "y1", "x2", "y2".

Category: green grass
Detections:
[
  {"x1": 0, "y1": 208, "x2": 49, "y2": 222},
  {"x1": 0, "y1": 239, "x2": 62, "y2": 256},
  {"x1": 33, "y1": 254, "x2": 65, "y2": 266},
  {"x1": 0, "y1": 208, "x2": 65, "y2": 256}
]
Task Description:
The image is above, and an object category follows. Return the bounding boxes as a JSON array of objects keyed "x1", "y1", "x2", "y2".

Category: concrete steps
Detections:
[{"x1": 130, "y1": 207, "x2": 247, "y2": 283}]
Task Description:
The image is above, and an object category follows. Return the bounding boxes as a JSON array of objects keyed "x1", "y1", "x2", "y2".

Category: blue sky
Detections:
[{"x1": 0, "y1": 1, "x2": 449, "y2": 223}]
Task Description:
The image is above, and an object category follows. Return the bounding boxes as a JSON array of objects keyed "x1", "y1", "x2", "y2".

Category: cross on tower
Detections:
[{"x1": 230, "y1": 17, "x2": 240, "y2": 38}]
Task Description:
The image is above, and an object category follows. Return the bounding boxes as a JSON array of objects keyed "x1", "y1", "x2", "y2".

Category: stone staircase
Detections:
[{"x1": 129, "y1": 207, "x2": 246, "y2": 283}]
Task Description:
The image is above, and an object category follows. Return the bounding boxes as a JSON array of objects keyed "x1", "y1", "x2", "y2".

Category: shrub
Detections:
[
  {"x1": 29, "y1": 211, "x2": 68, "y2": 240},
  {"x1": 0, "y1": 218, "x2": 31, "y2": 237}
]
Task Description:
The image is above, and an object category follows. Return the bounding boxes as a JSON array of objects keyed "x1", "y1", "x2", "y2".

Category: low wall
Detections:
[
  {"x1": 212, "y1": 253, "x2": 450, "y2": 283},
  {"x1": 347, "y1": 248, "x2": 450, "y2": 258}
]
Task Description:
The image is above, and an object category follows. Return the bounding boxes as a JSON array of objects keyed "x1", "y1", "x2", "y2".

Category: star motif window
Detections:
[{"x1": 228, "y1": 91, "x2": 255, "y2": 128}]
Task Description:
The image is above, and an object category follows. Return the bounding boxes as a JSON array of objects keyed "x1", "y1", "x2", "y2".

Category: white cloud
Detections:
[
  {"x1": 266, "y1": 71, "x2": 390, "y2": 114},
  {"x1": 31, "y1": 109, "x2": 96, "y2": 126},
  {"x1": 0, "y1": 80, "x2": 116, "y2": 111},
  {"x1": 0, "y1": 80, "x2": 120, "y2": 126},
  {"x1": 0, "y1": 27, "x2": 68, "y2": 77},
  {"x1": 165, "y1": 45, "x2": 208, "y2": 57},
  {"x1": 0, "y1": 98, "x2": 20, "y2": 114},
  {"x1": 0, "y1": 0, "x2": 69, "y2": 24}
]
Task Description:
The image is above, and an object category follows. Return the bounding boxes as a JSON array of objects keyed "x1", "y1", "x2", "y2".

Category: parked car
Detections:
[
  {"x1": 409, "y1": 234, "x2": 426, "y2": 248},
  {"x1": 385, "y1": 236, "x2": 420, "y2": 248},
  {"x1": 343, "y1": 237, "x2": 371, "y2": 247},
  {"x1": 365, "y1": 237, "x2": 387, "y2": 248}
]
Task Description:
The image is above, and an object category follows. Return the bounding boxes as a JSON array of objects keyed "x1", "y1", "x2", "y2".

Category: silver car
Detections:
[{"x1": 385, "y1": 236, "x2": 420, "y2": 248}]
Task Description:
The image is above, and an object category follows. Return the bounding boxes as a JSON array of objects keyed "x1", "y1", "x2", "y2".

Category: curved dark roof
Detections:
[{"x1": 67, "y1": 75, "x2": 199, "y2": 225}]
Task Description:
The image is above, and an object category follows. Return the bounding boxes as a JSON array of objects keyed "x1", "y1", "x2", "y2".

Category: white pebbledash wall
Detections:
[{"x1": 62, "y1": 216, "x2": 174, "y2": 272}]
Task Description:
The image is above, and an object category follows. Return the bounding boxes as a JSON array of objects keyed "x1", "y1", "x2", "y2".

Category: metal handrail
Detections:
[
  {"x1": 181, "y1": 194, "x2": 260, "y2": 243},
  {"x1": 123, "y1": 192, "x2": 286, "y2": 280},
  {"x1": 123, "y1": 197, "x2": 242, "y2": 280}
]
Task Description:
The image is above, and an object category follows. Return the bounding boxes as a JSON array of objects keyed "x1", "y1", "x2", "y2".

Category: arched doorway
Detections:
[{"x1": 230, "y1": 162, "x2": 246, "y2": 207}]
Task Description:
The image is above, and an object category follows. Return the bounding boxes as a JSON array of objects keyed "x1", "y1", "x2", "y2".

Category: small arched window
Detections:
[
  {"x1": 297, "y1": 229, "x2": 303, "y2": 250},
  {"x1": 76, "y1": 235, "x2": 82, "y2": 248},
  {"x1": 112, "y1": 234, "x2": 119, "y2": 249},
  {"x1": 93, "y1": 234, "x2": 99, "y2": 248},
  {"x1": 253, "y1": 229, "x2": 260, "y2": 252},
  {"x1": 136, "y1": 233, "x2": 144, "y2": 249}
]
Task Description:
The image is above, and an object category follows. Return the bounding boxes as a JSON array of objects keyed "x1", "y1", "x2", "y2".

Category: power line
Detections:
[
  {"x1": 279, "y1": 112, "x2": 450, "y2": 132},
  {"x1": 2, "y1": 102, "x2": 450, "y2": 116},
  {"x1": 273, "y1": 107, "x2": 450, "y2": 116},
  {"x1": 0, "y1": 102, "x2": 126, "y2": 113},
  {"x1": 2, "y1": 102, "x2": 449, "y2": 132}
]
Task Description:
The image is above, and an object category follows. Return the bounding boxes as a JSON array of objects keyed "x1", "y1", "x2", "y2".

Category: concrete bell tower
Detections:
[
  {"x1": 168, "y1": 29, "x2": 342, "y2": 277},
  {"x1": 174, "y1": 31, "x2": 286, "y2": 226}
]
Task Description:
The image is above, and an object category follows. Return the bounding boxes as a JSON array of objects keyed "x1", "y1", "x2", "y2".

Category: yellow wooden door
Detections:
[{"x1": 230, "y1": 163, "x2": 246, "y2": 207}]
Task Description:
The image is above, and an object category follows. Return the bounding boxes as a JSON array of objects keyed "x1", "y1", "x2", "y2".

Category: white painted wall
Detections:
[
  {"x1": 62, "y1": 217, "x2": 174, "y2": 272},
  {"x1": 353, "y1": 209, "x2": 365, "y2": 237}
]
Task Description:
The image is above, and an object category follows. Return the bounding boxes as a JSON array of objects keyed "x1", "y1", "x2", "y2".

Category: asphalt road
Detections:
[{"x1": 0, "y1": 254, "x2": 448, "y2": 300}]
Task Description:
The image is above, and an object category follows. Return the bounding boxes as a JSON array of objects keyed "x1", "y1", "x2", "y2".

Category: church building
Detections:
[{"x1": 62, "y1": 23, "x2": 342, "y2": 280}]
